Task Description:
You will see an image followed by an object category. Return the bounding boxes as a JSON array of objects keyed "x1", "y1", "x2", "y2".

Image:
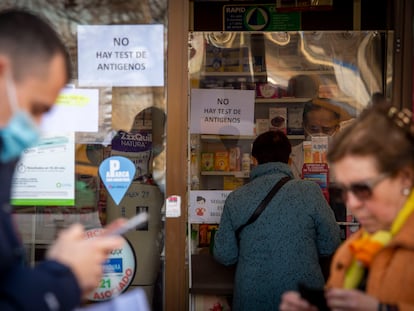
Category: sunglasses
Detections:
[{"x1": 333, "y1": 173, "x2": 389, "y2": 202}]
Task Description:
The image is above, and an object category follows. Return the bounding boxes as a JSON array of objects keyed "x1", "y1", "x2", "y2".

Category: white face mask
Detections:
[
  {"x1": 305, "y1": 129, "x2": 338, "y2": 141},
  {"x1": 0, "y1": 72, "x2": 40, "y2": 163}
]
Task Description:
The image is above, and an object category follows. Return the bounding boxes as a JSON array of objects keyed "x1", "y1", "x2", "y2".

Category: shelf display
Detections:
[
  {"x1": 189, "y1": 30, "x2": 391, "y2": 190},
  {"x1": 187, "y1": 31, "x2": 392, "y2": 308}
]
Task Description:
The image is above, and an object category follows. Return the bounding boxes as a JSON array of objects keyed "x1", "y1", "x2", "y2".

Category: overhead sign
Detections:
[
  {"x1": 77, "y1": 25, "x2": 164, "y2": 87},
  {"x1": 11, "y1": 133, "x2": 75, "y2": 206},
  {"x1": 223, "y1": 4, "x2": 301, "y2": 31},
  {"x1": 190, "y1": 88, "x2": 255, "y2": 135},
  {"x1": 85, "y1": 228, "x2": 136, "y2": 301}
]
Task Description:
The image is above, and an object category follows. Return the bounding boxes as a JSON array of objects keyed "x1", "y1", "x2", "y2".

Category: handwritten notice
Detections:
[
  {"x1": 190, "y1": 88, "x2": 255, "y2": 135},
  {"x1": 189, "y1": 190, "x2": 231, "y2": 223},
  {"x1": 77, "y1": 25, "x2": 164, "y2": 87}
]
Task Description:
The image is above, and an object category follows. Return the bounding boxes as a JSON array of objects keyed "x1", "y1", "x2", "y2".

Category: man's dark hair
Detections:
[
  {"x1": 196, "y1": 196, "x2": 206, "y2": 203},
  {"x1": 252, "y1": 130, "x2": 292, "y2": 164},
  {"x1": 0, "y1": 9, "x2": 71, "y2": 81}
]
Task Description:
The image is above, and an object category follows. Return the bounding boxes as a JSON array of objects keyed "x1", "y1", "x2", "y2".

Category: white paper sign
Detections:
[
  {"x1": 41, "y1": 88, "x2": 99, "y2": 133},
  {"x1": 166, "y1": 195, "x2": 181, "y2": 218},
  {"x1": 190, "y1": 88, "x2": 255, "y2": 135},
  {"x1": 189, "y1": 190, "x2": 231, "y2": 223},
  {"x1": 11, "y1": 133, "x2": 75, "y2": 206},
  {"x1": 77, "y1": 25, "x2": 164, "y2": 87}
]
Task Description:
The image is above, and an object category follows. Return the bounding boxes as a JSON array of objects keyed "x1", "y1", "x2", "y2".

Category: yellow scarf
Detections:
[{"x1": 344, "y1": 190, "x2": 414, "y2": 289}]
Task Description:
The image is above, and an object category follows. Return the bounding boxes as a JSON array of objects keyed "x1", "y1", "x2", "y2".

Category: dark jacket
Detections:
[{"x1": 0, "y1": 159, "x2": 81, "y2": 311}]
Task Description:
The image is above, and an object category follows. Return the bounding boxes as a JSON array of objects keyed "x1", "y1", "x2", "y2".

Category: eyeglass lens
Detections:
[
  {"x1": 335, "y1": 174, "x2": 388, "y2": 202},
  {"x1": 339, "y1": 183, "x2": 373, "y2": 202}
]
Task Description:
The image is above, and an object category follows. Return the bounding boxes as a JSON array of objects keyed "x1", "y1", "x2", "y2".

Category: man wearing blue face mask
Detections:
[{"x1": 0, "y1": 9, "x2": 125, "y2": 311}]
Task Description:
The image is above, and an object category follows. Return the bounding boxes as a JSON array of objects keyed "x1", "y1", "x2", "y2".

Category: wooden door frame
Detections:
[
  {"x1": 165, "y1": 0, "x2": 189, "y2": 310},
  {"x1": 392, "y1": 0, "x2": 413, "y2": 109}
]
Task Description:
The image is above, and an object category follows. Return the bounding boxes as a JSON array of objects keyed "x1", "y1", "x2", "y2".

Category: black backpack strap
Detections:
[{"x1": 235, "y1": 176, "x2": 291, "y2": 240}]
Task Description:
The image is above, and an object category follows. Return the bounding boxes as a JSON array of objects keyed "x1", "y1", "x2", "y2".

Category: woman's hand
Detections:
[
  {"x1": 325, "y1": 288, "x2": 379, "y2": 311},
  {"x1": 280, "y1": 291, "x2": 318, "y2": 311}
]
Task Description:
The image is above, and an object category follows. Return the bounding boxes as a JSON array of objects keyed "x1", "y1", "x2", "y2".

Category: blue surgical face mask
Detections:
[{"x1": 0, "y1": 73, "x2": 40, "y2": 163}]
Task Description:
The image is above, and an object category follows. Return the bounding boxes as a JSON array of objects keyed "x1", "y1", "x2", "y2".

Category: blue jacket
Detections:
[
  {"x1": 214, "y1": 162, "x2": 341, "y2": 311},
  {"x1": 0, "y1": 159, "x2": 81, "y2": 311}
]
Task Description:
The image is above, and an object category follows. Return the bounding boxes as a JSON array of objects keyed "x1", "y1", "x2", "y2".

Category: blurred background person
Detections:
[
  {"x1": 214, "y1": 130, "x2": 340, "y2": 311},
  {"x1": 280, "y1": 103, "x2": 414, "y2": 311},
  {"x1": 290, "y1": 98, "x2": 352, "y2": 179}
]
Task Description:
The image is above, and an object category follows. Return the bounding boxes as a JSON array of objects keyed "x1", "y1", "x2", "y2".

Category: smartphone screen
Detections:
[{"x1": 298, "y1": 283, "x2": 330, "y2": 311}]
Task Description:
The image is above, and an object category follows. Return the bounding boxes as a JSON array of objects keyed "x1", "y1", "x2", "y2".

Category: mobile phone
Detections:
[
  {"x1": 298, "y1": 283, "x2": 330, "y2": 311},
  {"x1": 110, "y1": 212, "x2": 149, "y2": 236}
]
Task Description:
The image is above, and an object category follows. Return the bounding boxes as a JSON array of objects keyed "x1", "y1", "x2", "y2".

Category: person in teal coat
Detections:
[{"x1": 213, "y1": 130, "x2": 340, "y2": 311}]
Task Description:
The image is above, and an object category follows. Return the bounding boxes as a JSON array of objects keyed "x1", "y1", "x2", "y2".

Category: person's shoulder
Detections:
[
  {"x1": 226, "y1": 182, "x2": 252, "y2": 199},
  {"x1": 288, "y1": 178, "x2": 320, "y2": 190}
]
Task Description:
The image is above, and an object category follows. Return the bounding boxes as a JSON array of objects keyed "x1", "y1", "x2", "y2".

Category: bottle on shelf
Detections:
[
  {"x1": 190, "y1": 134, "x2": 200, "y2": 190},
  {"x1": 242, "y1": 153, "x2": 251, "y2": 174}
]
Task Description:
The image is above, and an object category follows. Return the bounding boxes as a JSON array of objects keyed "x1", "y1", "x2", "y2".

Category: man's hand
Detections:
[{"x1": 46, "y1": 223, "x2": 124, "y2": 296}]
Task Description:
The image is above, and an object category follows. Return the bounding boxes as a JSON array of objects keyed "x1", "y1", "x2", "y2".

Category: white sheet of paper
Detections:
[
  {"x1": 40, "y1": 88, "x2": 99, "y2": 133},
  {"x1": 77, "y1": 25, "x2": 164, "y2": 87},
  {"x1": 190, "y1": 88, "x2": 255, "y2": 135}
]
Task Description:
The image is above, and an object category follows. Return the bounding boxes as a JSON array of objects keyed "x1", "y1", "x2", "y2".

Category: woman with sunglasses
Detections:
[{"x1": 280, "y1": 103, "x2": 414, "y2": 311}]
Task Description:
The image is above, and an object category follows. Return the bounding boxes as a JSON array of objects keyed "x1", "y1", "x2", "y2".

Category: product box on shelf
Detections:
[
  {"x1": 302, "y1": 163, "x2": 330, "y2": 202},
  {"x1": 221, "y1": 47, "x2": 246, "y2": 72},
  {"x1": 204, "y1": 46, "x2": 249, "y2": 73},
  {"x1": 229, "y1": 146, "x2": 241, "y2": 171},
  {"x1": 256, "y1": 118, "x2": 269, "y2": 136},
  {"x1": 303, "y1": 141, "x2": 312, "y2": 164},
  {"x1": 205, "y1": 57, "x2": 223, "y2": 72},
  {"x1": 214, "y1": 151, "x2": 229, "y2": 171},
  {"x1": 269, "y1": 107, "x2": 287, "y2": 133},
  {"x1": 205, "y1": 45, "x2": 223, "y2": 72},
  {"x1": 223, "y1": 176, "x2": 245, "y2": 190},
  {"x1": 287, "y1": 106, "x2": 304, "y2": 135},
  {"x1": 201, "y1": 153, "x2": 215, "y2": 171},
  {"x1": 311, "y1": 136, "x2": 329, "y2": 163},
  {"x1": 199, "y1": 224, "x2": 216, "y2": 247}
]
